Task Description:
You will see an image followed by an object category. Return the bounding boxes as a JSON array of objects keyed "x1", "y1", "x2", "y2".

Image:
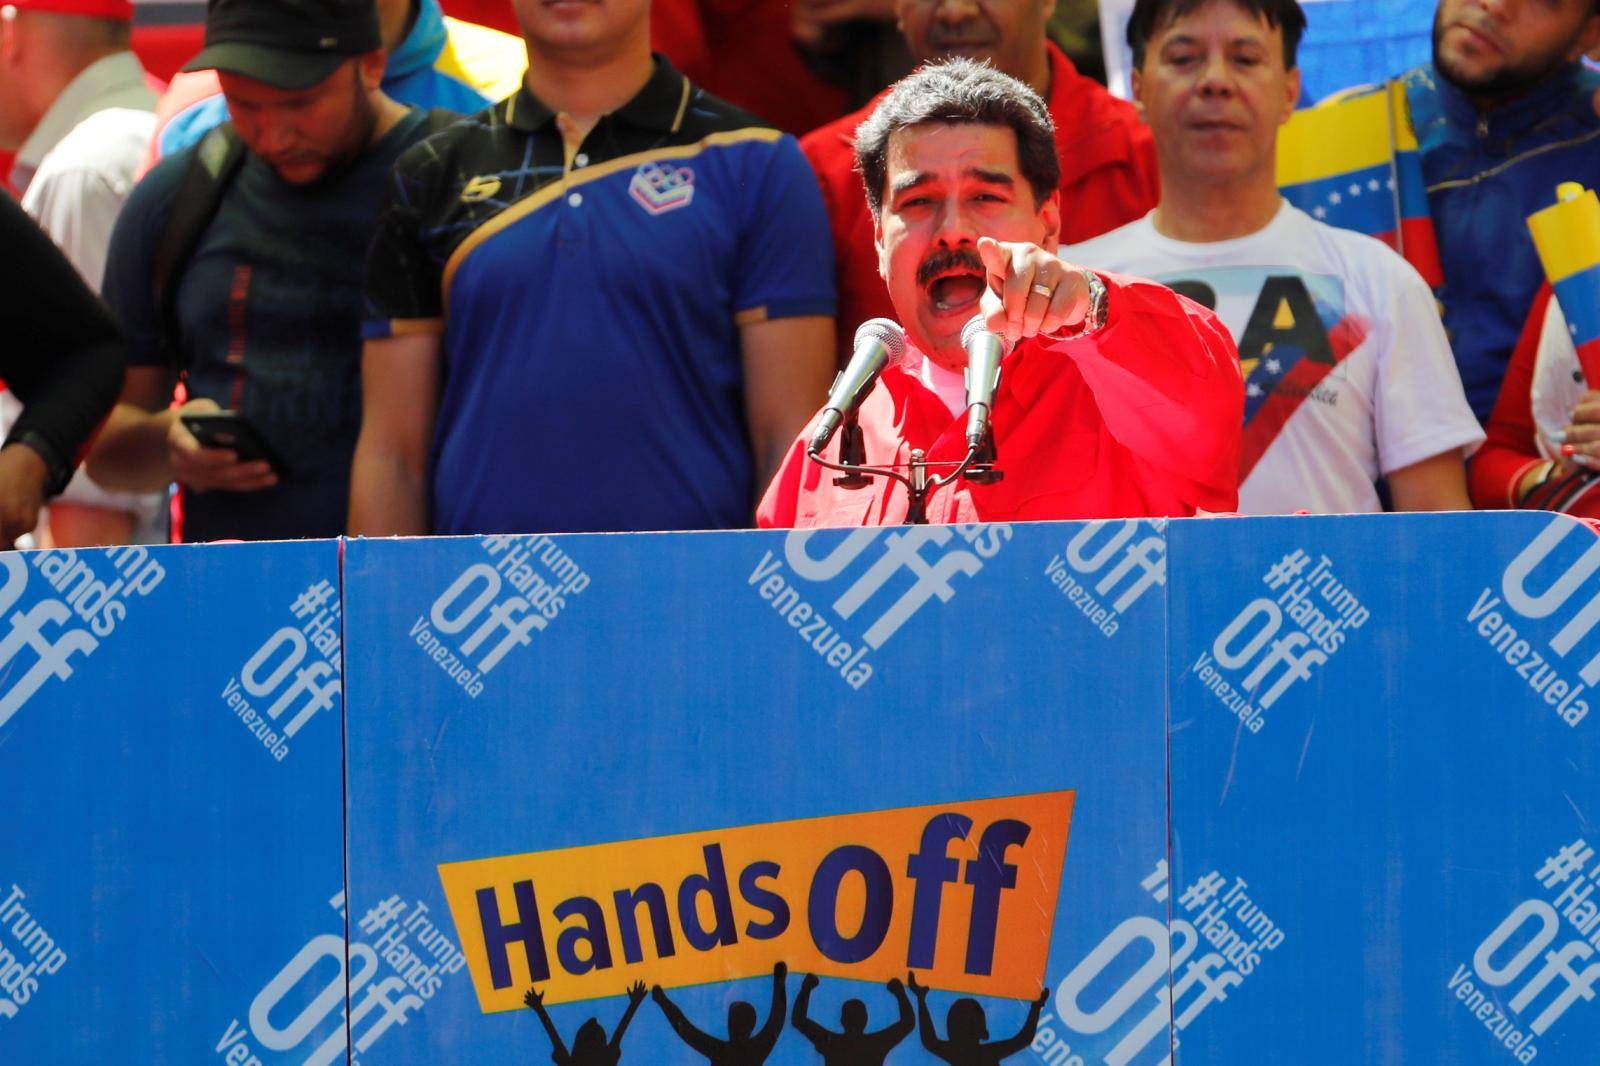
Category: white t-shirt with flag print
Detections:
[{"x1": 1068, "y1": 202, "x2": 1483, "y2": 514}]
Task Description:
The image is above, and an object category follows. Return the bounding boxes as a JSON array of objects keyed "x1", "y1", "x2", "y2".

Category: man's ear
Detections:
[
  {"x1": 1281, "y1": 65, "x2": 1301, "y2": 125},
  {"x1": 356, "y1": 50, "x2": 389, "y2": 93},
  {"x1": 1131, "y1": 68, "x2": 1147, "y2": 123},
  {"x1": 1039, "y1": 189, "x2": 1061, "y2": 254},
  {"x1": 874, "y1": 210, "x2": 889, "y2": 281}
]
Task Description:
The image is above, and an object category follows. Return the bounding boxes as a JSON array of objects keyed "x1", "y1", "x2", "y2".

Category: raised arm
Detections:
[
  {"x1": 907, "y1": 972, "x2": 947, "y2": 1056},
  {"x1": 651, "y1": 985, "x2": 722, "y2": 1058},
  {"x1": 751, "y1": 961, "x2": 789, "y2": 1056},
  {"x1": 876, "y1": 976, "x2": 915, "y2": 1043},
  {"x1": 792, "y1": 972, "x2": 827, "y2": 1044},
  {"x1": 524, "y1": 988, "x2": 569, "y2": 1061},
  {"x1": 985, "y1": 986, "x2": 1050, "y2": 1059},
  {"x1": 609, "y1": 981, "x2": 648, "y2": 1052}
]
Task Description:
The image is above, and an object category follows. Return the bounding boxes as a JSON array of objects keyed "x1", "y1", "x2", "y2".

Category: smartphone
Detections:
[{"x1": 180, "y1": 411, "x2": 288, "y2": 474}]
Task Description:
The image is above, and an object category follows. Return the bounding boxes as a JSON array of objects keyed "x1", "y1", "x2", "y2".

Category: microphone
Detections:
[
  {"x1": 960, "y1": 315, "x2": 1010, "y2": 450},
  {"x1": 809, "y1": 318, "x2": 906, "y2": 454}
]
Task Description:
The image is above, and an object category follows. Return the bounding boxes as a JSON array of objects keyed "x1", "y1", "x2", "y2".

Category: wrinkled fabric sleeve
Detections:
[
  {"x1": 363, "y1": 140, "x2": 447, "y2": 340},
  {"x1": 1043, "y1": 271, "x2": 1244, "y2": 513},
  {"x1": 0, "y1": 193, "x2": 125, "y2": 490},
  {"x1": 733, "y1": 134, "x2": 836, "y2": 322},
  {"x1": 1470, "y1": 284, "x2": 1549, "y2": 509}
]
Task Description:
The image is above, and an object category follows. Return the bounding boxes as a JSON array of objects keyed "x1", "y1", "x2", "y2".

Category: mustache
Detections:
[{"x1": 917, "y1": 248, "x2": 986, "y2": 287}]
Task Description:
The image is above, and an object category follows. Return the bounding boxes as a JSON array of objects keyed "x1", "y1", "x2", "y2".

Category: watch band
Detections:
[
  {"x1": 5, "y1": 431, "x2": 72, "y2": 498},
  {"x1": 1078, "y1": 268, "x2": 1108, "y2": 335}
]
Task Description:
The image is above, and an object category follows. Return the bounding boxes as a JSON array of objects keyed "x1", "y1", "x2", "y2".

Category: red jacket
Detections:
[
  {"x1": 801, "y1": 43, "x2": 1160, "y2": 357},
  {"x1": 757, "y1": 273, "x2": 1243, "y2": 527},
  {"x1": 1469, "y1": 284, "x2": 1551, "y2": 508}
]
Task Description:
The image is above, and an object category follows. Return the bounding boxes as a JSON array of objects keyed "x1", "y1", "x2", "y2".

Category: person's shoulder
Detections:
[
  {"x1": 34, "y1": 107, "x2": 155, "y2": 185},
  {"x1": 676, "y1": 81, "x2": 788, "y2": 143},
  {"x1": 1286, "y1": 205, "x2": 1431, "y2": 294},
  {"x1": 121, "y1": 144, "x2": 193, "y2": 221},
  {"x1": 800, "y1": 99, "x2": 875, "y2": 162},
  {"x1": 1047, "y1": 45, "x2": 1143, "y2": 140},
  {"x1": 62, "y1": 106, "x2": 157, "y2": 153},
  {"x1": 1065, "y1": 214, "x2": 1153, "y2": 269},
  {"x1": 390, "y1": 98, "x2": 503, "y2": 181},
  {"x1": 676, "y1": 84, "x2": 814, "y2": 183}
]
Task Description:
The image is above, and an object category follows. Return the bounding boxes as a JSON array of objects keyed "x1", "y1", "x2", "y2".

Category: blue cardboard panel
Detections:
[
  {"x1": 343, "y1": 523, "x2": 1169, "y2": 1063},
  {"x1": 0, "y1": 540, "x2": 344, "y2": 1064},
  {"x1": 1168, "y1": 513, "x2": 1600, "y2": 1065}
]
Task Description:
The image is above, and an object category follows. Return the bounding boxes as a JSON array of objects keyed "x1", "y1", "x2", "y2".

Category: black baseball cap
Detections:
[{"x1": 181, "y1": 0, "x2": 382, "y2": 91}]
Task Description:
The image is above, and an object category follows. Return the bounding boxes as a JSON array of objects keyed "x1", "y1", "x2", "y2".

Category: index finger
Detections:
[{"x1": 976, "y1": 236, "x2": 1008, "y2": 285}]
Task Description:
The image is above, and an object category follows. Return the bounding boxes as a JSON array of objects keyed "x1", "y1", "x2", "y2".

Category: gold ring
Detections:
[{"x1": 1030, "y1": 282, "x2": 1054, "y2": 298}]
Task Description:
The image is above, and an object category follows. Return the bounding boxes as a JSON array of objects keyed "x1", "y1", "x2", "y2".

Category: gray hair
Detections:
[{"x1": 853, "y1": 58, "x2": 1060, "y2": 216}]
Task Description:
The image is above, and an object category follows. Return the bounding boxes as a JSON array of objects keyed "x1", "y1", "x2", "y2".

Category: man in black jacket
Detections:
[{"x1": 0, "y1": 192, "x2": 124, "y2": 545}]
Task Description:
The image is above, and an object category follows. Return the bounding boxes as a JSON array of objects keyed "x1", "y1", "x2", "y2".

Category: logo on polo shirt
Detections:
[
  {"x1": 629, "y1": 161, "x2": 695, "y2": 215},
  {"x1": 460, "y1": 175, "x2": 503, "y2": 204}
]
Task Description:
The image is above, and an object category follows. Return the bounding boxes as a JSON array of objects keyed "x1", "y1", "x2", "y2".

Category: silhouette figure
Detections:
[
  {"x1": 651, "y1": 962, "x2": 788, "y2": 1065},
  {"x1": 792, "y1": 972, "x2": 914, "y2": 1065},
  {"x1": 906, "y1": 972, "x2": 1049, "y2": 1065},
  {"x1": 525, "y1": 980, "x2": 647, "y2": 1066}
]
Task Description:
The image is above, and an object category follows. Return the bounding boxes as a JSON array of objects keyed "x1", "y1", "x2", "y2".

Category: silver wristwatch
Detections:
[{"x1": 1077, "y1": 268, "x2": 1108, "y2": 335}]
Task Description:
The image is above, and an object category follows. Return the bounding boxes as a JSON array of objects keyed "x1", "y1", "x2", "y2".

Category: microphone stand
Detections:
[{"x1": 805, "y1": 423, "x2": 1003, "y2": 525}]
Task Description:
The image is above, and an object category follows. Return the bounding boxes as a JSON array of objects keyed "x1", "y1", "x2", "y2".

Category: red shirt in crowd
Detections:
[
  {"x1": 650, "y1": 0, "x2": 850, "y2": 136},
  {"x1": 801, "y1": 43, "x2": 1160, "y2": 357},
  {"x1": 1469, "y1": 283, "x2": 1551, "y2": 508},
  {"x1": 757, "y1": 274, "x2": 1243, "y2": 527}
]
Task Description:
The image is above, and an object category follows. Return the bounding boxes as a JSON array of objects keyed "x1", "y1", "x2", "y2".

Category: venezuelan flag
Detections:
[
  {"x1": 1529, "y1": 183, "x2": 1600, "y2": 384},
  {"x1": 1276, "y1": 82, "x2": 1442, "y2": 286},
  {"x1": 1388, "y1": 79, "x2": 1443, "y2": 288},
  {"x1": 1278, "y1": 86, "x2": 1400, "y2": 242}
]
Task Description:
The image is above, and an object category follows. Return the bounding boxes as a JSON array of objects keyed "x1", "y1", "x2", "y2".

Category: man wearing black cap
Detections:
[{"x1": 87, "y1": 0, "x2": 439, "y2": 542}]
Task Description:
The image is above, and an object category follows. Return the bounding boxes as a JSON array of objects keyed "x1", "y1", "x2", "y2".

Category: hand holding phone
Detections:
[{"x1": 170, "y1": 402, "x2": 283, "y2": 493}]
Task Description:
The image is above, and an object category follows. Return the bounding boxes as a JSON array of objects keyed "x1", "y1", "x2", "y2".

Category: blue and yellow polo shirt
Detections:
[{"x1": 364, "y1": 58, "x2": 836, "y2": 536}]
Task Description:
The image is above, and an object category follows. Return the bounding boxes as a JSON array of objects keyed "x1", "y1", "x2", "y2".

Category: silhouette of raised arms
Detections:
[
  {"x1": 651, "y1": 962, "x2": 789, "y2": 1065},
  {"x1": 792, "y1": 972, "x2": 914, "y2": 1065},
  {"x1": 525, "y1": 981, "x2": 648, "y2": 1065},
  {"x1": 525, "y1": 987, "x2": 571, "y2": 1062},
  {"x1": 906, "y1": 971, "x2": 1050, "y2": 1065}
]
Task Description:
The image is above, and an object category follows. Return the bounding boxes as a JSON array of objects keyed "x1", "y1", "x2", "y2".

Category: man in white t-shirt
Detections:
[{"x1": 1069, "y1": 0, "x2": 1481, "y2": 515}]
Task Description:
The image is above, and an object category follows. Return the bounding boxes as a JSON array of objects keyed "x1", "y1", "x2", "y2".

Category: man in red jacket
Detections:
[
  {"x1": 804, "y1": 0, "x2": 1159, "y2": 356},
  {"x1": 758, "y1": 60, "x2": 1241, "y2": 528}
]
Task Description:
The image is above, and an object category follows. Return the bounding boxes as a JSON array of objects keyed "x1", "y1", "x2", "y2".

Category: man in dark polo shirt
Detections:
[
  {"x1": 87, "y1": 0, "x2": 440, "y2": 542},
  {"x1": 350, "y1": 0, "x2": 837, "y2": 536}
]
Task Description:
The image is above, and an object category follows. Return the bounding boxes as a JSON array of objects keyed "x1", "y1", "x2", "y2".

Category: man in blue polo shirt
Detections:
[{"x1": 351, "y1": 0, "x2": 836, "y2": 536}]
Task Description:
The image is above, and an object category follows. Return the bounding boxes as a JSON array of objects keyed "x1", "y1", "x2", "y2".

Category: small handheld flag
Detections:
[{"x1": 1528, "y1": 182, "x2": 1600, "y2": 386}]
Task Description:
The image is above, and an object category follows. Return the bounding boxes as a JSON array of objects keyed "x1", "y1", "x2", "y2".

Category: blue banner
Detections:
[
  {"x1": 342, "y1": 523, "x2": 1169, "y2": 1064},
  {"x1": 1166, "y1": 513, "x2": 1599, "y2": 1065},
  {"x1": 0, "y1": 540, "x2": 345, "y2": 1062},
  {"x1": 1, "y1": 514, "x2": 1597, "y2": 1064}
]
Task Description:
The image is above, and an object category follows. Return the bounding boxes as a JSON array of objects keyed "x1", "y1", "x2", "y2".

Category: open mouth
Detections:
[{"x1": 928, "y1": 272, "x2": 986, "y2": 314}]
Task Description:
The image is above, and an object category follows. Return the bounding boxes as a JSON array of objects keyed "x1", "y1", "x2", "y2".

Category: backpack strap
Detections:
[{"x1": 151, "y1": 122, "x2": 247, "y2": 374}]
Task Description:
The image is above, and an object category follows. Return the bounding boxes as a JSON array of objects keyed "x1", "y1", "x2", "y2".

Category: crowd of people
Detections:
[{"x1": 5, "y1": 0, "x2": 1600, "y2": 546}]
